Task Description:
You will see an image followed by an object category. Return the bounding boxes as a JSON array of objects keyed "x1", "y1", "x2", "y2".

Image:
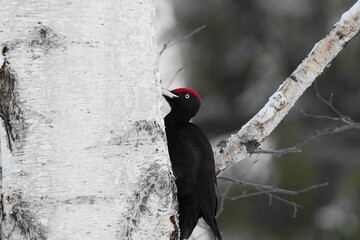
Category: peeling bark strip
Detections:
[{"x1": 214, "y1": 1, "x2": 360, "y2": 171}]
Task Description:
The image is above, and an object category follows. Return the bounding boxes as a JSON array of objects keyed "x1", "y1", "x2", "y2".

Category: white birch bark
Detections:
[
  {"x1": 215, "y1": 1, "x2": 360, "y2": 171},
  {"x1": 0, "y1": 1, "x2": 177, "y2": 240}
]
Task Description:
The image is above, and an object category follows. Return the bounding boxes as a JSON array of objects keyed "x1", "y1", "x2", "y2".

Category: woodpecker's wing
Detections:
[
  {"x1": 178, "y1": 123, "x2": 221, "y2": 240},
  {"x1": 165, "y1": 122, "x2": 221, "y2": 240},
  {"x1": 193, "y1": 137, "x2": 222, "y2": 240}
]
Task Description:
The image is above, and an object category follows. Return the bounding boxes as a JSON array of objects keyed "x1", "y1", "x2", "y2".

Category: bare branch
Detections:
[
  {"x1": 218, "y1": 177, "x2": 328, "y2": 217},
  {"x1": 214, "y1": 1, "x2": 360, "y2": 172},
  {"x1": 255, "y1": 83, "x2": 360, "y2": 157}
]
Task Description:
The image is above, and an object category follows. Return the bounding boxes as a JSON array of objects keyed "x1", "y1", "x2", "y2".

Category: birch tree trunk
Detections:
[{"x1": 0, "y1": 1, "x2": 177, "y2": 240}]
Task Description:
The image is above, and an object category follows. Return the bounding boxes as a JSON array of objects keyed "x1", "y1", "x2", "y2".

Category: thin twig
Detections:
[
  {"x1": 218, "y1": 177, "x2": 328, "y2": 195},
  {"x1": 168, "y1": 25, "x2": 207, "y2": 48},
  {"x1": 216, "y1": 185, "x2": 231, "y2": 218},
  {"x1": 254, "y1": 83, "x2": 360, "y2": 157},
  {"x1": 314, "y1": 81, "x2": 354, "y2": 124},
  {"x1": 218, "y1": 176, "x2": 328, "y2": 217},
  {"x1": 159, "y1": 24, "x2": 186, "y2": 56},
  {"x1": 166, "y1": 61, "x2": 191, "y2": 89},
  {"x1": 159, "y1": 25, "x2": 206, "y2": 56},
  {"x1": 254, "y1": 123, "x2": 360, "y2": 157},
  {"x1": 300, "y1": 109, "x2": 344, "y2": 122}
]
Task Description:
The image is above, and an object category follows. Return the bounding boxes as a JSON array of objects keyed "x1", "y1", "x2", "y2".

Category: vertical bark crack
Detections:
[{"x1": 0, "y1": 46, "x2": 23, "y2": 151}]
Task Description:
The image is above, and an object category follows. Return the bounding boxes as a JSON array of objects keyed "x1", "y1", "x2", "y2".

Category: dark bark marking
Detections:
[
  {"x1": 217, "y1": 139, "x2": 228, "y2": 154},
  {"x1": 1, "y1": 194, "x2": 46, "y2": 240},
  {"x1": 109, "y1": 120, "x2": 165, "y2": 146},
  {"x1": 0, "y1": 193, "x2": 4, "y2": 221},
  {"x1": 244, "y1": 139, "x2": 261, "y2": 153},
  {"x1": 336, "y1": 31, "x2": 345, "y2": 40},
  {"x1": 0, "y1": 48, "x2": 24, "y2": 151},
  {"x1": 0, "y1": 25, "x2": 66, "y2": 151},
  {"x1": 29, "y1": 25, "x2": 66, "y2": 51},
  {"x1": 289, "y1": 74, "x2": 298, "y2": 82},
  {"x1": 119, "y1": 162, "x2": 176, "y2": 239},
  {"x1": 114, "y1": 120, "x2": 175, "y2": 239}
]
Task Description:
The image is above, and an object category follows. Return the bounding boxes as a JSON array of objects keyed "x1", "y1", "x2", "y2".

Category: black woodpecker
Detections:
[{"x1": 162, "y1": 88, "x2": 222, "y2": 240}]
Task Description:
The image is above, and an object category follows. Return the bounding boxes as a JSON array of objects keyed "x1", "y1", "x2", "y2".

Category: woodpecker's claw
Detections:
[{"x1": 162, "y1": 88, "x2": 179, "y2": 99}]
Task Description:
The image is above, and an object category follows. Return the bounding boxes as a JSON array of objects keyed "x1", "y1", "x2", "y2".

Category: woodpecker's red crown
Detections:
[
  {"x1": 172, "y1": 88, "x2": 201, "y2": 100},
  {"x1": 162, "y1": 87, "x2": 201, "y2": 123}
]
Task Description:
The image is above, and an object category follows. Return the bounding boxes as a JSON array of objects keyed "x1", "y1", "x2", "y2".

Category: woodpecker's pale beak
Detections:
[{"x1": 162, "y1": 88, "x2": 179, "y2": 99}]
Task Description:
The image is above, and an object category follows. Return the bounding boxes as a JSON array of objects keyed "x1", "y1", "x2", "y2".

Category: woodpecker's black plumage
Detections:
[{"x1": 162, "y1": 88, "x2": 222, "y2": 240}]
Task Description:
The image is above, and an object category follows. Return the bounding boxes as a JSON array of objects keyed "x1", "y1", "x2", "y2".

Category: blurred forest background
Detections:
[
  {"x1": 157, "y1": 0, "x2": 360, "y2": 239},
  {"x1": 0, "y1": 1, "x2": 359, "y2": 240}
]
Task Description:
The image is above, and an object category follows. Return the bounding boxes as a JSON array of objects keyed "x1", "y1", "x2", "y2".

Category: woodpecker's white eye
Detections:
[{"x1": 185, "y1": 94, "x2": 190, "y2": 99}]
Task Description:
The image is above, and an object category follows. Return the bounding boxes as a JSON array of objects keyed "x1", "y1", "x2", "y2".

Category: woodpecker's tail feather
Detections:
[
  {"x1": 202, "y1": 216, "x2": 222, "y2": 240},
  {"x1": 179, "y1": 213, "x2": 199, "y2": 240}
]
